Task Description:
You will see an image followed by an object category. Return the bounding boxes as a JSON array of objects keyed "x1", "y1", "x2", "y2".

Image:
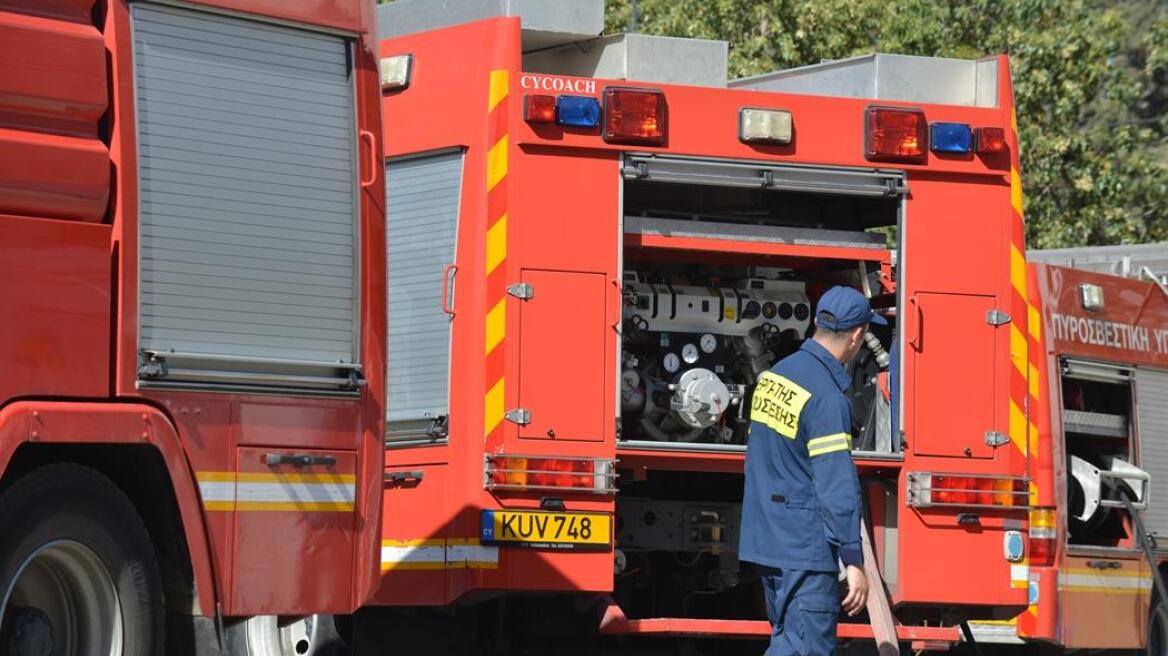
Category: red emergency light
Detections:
[
  {"x1": 602, "y1": 87, "x2": 666, "y2": 146},
  {"x1": 975, "y1": 127, "x2": 1007, "y2": 154},
  {"x1": 524, "y1": 94, "x2": 557, "y2": 123},
  {"x1": 865, "y1": 106, "x2": 926, "y2": 163}
]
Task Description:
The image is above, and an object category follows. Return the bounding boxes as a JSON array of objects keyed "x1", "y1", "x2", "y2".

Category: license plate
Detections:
[{"x1": 481, "y1": 510, "x2": 611, "y2": 550}]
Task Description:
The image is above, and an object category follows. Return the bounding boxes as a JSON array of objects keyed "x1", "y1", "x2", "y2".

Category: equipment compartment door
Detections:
[
  {"x1": 517, "y1": 270, "x2": 608, "y2": 442},
  {"x1": 908, "y1": 292, "x2": 998, "y2": 458},
  {"x1": 1059, "y1": 554, "x2": 1149, "y2": 648},
  {"x1": 229, "y1": 447, "x2": 356, "y2": 614}
]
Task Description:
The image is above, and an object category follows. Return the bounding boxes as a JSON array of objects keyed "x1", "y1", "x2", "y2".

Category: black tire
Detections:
[
  {"x1": 0, "y1": 464, "x2": 164, "y2": 654},
  {"x1": 1151, "y1": 596, "x2": 1168, "y2": 656}
]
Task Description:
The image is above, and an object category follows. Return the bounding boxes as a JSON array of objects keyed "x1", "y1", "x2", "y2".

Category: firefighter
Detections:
[{"x1": 741, "y1": 285, "x2": 882, "y2": 656}]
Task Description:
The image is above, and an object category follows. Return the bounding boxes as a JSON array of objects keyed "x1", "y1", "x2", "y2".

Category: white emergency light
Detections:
[
  {"x1": 380, "y1": 54, "x2": 412, "y2": 91},
  {"x1": 739, "y1": 108, "x2": 792, "y2": 146},
  {"x1": 1079, "y1": 282, "x2": 1104, "y2": 311}
]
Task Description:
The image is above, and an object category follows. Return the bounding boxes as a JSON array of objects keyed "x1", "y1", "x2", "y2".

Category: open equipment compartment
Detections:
[
  {"x1": 611, "y1": 153, "x2": 906, "y2": 622},
  {"x1": 617, "y1": 153, "x2": 903, "y2": 456}
]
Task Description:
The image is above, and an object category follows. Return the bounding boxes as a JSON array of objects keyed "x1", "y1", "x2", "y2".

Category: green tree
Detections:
[{"x1": 605, "y1": 0, "x2": 1167, "y2": 248}]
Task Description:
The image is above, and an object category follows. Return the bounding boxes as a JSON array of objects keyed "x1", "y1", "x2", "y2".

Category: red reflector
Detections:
[
  {"x1": 865, "y1": 106, "x2": 926, "y2": 163},
  {"x1": 976, "y1": 127, "x2": 1007, "y2": 154},
  {"x1": 603, "y1": 87, "x2": 666, "y2": 146},
  {"x1": 524, "y1": 94, "x2": 556, "y2": 123}
]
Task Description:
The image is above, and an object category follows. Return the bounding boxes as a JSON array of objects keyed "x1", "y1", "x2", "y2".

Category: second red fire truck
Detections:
[{"x1": 357, "y1": 0, "x2": 1042, "y2": 652}]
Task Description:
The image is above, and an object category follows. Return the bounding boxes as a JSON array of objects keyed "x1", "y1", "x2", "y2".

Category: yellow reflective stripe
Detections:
[
  {"x1": 485, "y1": 297, "x2": 505, "y2": 355},
  {"x1": 485, "y1": 214, "x2": 507, "y2": 275},
  {"x1": 488, "y1": 70, "x2": 509, "y2": 112},
  {"x1": 807, "y1": 433, "x2": 851, "y2": 457},
  {"x1": 486, "y1": 135, "x2": 508, "y2": 191},
  {"x1": 484, "y1": 377, "x2": 505, "y2": 435}
]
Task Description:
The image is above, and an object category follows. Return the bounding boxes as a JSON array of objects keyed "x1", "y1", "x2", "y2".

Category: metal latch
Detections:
[
  {"x1": 986, "y1": 309, "x2": 1011, "y2": 326},
  {"x1": 504, "y1": 408, "x2": 531, "y2": 425},
  {"x1": 385, "y1": 470, "x2": 424, "y2": 485},
  {"x1": 984, "y1": 431, "x2": 1009, "y2": 447},
  {"x1": 507, "y1": 283, "x2": 534, "y2": 300}
]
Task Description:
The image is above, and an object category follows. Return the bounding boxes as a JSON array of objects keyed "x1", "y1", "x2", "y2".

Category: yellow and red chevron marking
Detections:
[
  {"x1": 1005, "y1": 108, "x2": 1046, "y2": 507},
  {"x1": 1004, "y1": 108, "x2": 1032, "y2": 485},
  {"x1": 484, "y1": 69, "x2": 510, "y2": 446}
]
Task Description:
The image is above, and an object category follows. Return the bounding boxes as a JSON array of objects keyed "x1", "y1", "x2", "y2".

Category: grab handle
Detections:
[
  {"x1": 441, "y1": 264, "x2": 458, "y2": 316},
  {"x1": 359, "y1": 130, "x2": 378, "y2": 187},
  {"x1": 907, "y1": 295, "x2": 922, "y2": 351}
]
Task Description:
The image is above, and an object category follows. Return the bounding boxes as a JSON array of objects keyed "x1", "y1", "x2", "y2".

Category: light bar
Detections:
[
  {"x1": 484, "y1": 454, "x2": 617, "y2": 495},
  {"x1": 379, "y1": 54, "x2": 412, "y2": 91},
  {"x1": 976, "y1": 127, "x2": 1007, "y2": 154},
  {"x1": 1079, "y1": 282, "x2": 1104, "y2": 311},
  {"x1": 739, "y1": 107, "x2": 792, "y2": 145},
  {"x1": 556, "y1": 95, "x2": 601, "y2": 128},
  {"x1": 603, "y1": 87, "x2": 666, "y2": 146},
  {"x1": 930, "y1": 122, "x2": 972, "y2": 154},
  {"x1": 906, "y1": 472, "x2": 1030, "y2": 509},
  {"x1": 524, "y1": 94, "x2": 556, "y2": 123},
  {"x1": 864, "y1": 106, "x2": 926, "y2": 163}
]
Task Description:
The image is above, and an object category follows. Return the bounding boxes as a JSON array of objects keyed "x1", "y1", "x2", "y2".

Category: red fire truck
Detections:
[
  {"x1": 965, "y1": 244, "x2": 1168, "y2": 651},
  {"x1": 0, "y1": 1, "x2": 385, "y2": 653},
  {"x1": 358, "y1": 0, "x2": 1036, "y2": 652}
]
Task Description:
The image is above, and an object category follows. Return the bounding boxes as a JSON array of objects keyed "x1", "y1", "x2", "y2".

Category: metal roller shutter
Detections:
[
  {"x1": 1136, "y1": 368, "x2": 1168, "y2": 539},
  {"x1": 132, "y1": 3, "x2": 359, "y2": 391},
  {"x1": 385, "y1": 151, "x2": 463, "y2": 437}
]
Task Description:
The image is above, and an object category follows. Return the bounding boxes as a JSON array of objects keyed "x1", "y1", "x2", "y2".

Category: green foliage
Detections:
[{"x1": 606, "y1": 0, "x2": 1167, "y2": 247}]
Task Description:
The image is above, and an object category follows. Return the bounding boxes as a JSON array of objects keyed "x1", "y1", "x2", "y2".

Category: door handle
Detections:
[
  {"x1": 441, "y1": 264, "x2": 458, "y2": 316},
  {"x1": 359, "y1": 129, "x2": 378, "y2": 187},
  {"x1": 907, "y1": 295, "x2": 922, "y2": 351},
  {"x1": 1086, "y1": 560, "x2": 1123, "y2": 570},
  {"x1": 264, "y1": 453, "x2": 337, "y2": 468},
  {"x1": 385, "y1": 470, "x2": 424, "y2": 485}
]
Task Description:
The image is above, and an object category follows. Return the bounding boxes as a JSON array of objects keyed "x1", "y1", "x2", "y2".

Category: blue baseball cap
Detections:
[{"x1": 814, "y1": 286, "x2": 887, "y2": 330}]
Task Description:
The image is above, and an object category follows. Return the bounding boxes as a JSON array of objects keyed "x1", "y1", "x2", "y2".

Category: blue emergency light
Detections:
[
  {"x1": 556, "y1": 95, "x2": 601, "y2": 128},
  {"x1": 929, "y1": 122, "x2": 973, "y2": 154}
]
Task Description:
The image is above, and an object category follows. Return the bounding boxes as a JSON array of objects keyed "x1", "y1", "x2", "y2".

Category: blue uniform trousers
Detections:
[{"x1": 760, "y1": 566, "x2": 841, "y2": 656}]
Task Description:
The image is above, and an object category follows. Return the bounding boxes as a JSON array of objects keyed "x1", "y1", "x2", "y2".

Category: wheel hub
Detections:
[
  {"x1": 3, "y1": 606, "x2": 54, "y2": 656},
  {"x1": 0, "y1": 540, "x2": 123, "y2": 656}
]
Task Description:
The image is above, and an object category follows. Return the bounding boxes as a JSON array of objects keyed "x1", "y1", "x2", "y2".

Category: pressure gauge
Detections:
[
  {"x1": 663, "y1": 352, "x2": 681, "y2": 373},
  {"x1": 699, "y1": 333, "x2": 718, "y2": 354},
  {"x1": 681, "y1": 343, "x2": 700, "y2": 364}
]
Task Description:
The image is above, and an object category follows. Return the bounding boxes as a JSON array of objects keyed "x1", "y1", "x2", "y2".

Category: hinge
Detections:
[
  {"x1": 986, "y1": 309, "x2": 1011, "y2": 326},
  {"x1": 504, "y1": 408, "x2": 531, "y2": 425},
  {"x1": 985, "y1": 431, "x2": 1009, "y2": 447},
  {"x1": 507, "y1": 283, "x2": 534, "y2": 300},
  {"x1": 138, "y1": 352, "x2": 168, "y2": 379}
]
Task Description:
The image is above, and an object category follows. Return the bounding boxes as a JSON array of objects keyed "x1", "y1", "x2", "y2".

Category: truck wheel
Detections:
[
  {"x1": 1151, "y1": 597, "x2": 1168, "y2": 656},
  {"x1": 228, "y1": 614, "x2": 348, "y2": 655},
  {"x1": 0, "y1": 464, "x2": 164, "y2": 654}
]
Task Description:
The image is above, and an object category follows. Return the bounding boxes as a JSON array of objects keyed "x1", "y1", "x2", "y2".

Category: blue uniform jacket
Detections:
[{"x1": 740, "y1": 339, "x2": 864, "y2": 572}]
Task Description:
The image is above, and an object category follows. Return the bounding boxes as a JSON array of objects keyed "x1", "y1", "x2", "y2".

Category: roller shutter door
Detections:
[
  {"x1": 1136, "y1": 368, "x2": 1168, "y2": 539},
  {"x1": 132, "y1": 3, "x2": 359, "y2": 389},
  {"x1": 385, "y1": 151, "x2": 463, "y2": 436}
]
